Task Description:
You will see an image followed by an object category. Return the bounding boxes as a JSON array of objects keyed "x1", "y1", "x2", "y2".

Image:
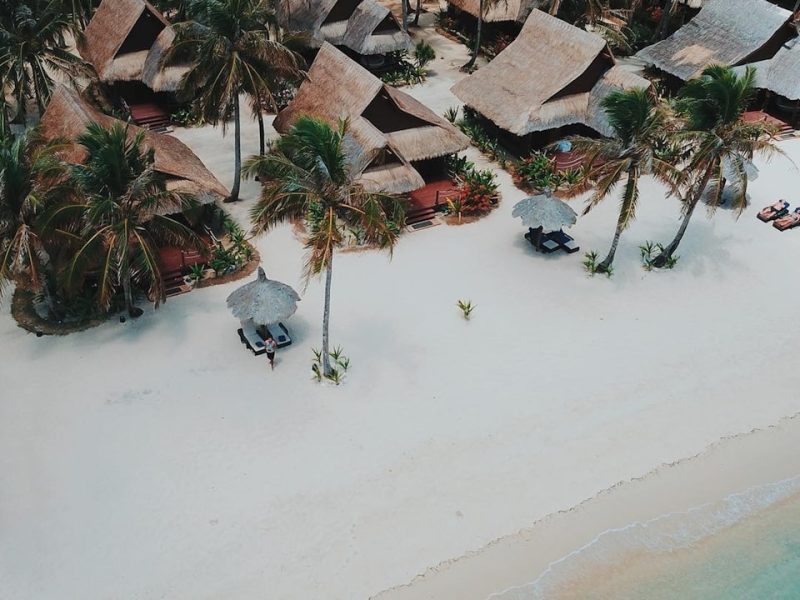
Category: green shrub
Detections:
[{"x1": 414, "y1": 40, "x2": 436, "y2": 68}]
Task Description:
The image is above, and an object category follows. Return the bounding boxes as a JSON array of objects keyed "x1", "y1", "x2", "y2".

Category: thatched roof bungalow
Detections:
[
  {"x1": 446, "y1": 0, "x2": 538, "y2": 23},
  {"x1": 637, "y1": 0, "x2": 794, "y2": 82},
  {"x1": 40, "y1": 86, "x2": 228, "y2": 206},
  {"x1": 79, "y1": 0, "x2": 188, "y2": 93},
  {"x1": 451, "y1": 10, "x2": 650, "y2": 151},
  {"x1": 278, "y1": 0, "x2": 411, "y2": 66},
  {"x1": 737, "y1": 36, "x2": 800, "y2": 102},
  {"x1": 274, "y1": 44, "x2": 469, "y2": 195}
]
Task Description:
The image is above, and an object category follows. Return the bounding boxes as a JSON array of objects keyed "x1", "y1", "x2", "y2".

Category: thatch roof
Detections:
[
  {"x1": 274, "y1": 44, "x2": 469, "y2": 195},
  {"x1": 278, "y1": 0, "x2": 411, "y2": 55},
  {"x1": 447, "y1": 0, "x2": 540, "y2": 23},
  {"x1": 636, "y1": 0, "x2": 793, "y2": 81},
  {"x1": 79, "y1": 0, "x2": 189, "y2": 92},
  {"x1": 451, "y1": 10, "x2": 650, "y2": 137},
  {"x1": 734, "y1": 36, "x2": 800, "y2": 101},
  {"x1": 40, "y1": 86, "x2": 228, "y2": 205}
]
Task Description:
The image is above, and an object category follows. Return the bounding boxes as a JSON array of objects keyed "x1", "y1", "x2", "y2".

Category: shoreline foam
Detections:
[{"x1": 375, "y1": 413, "x2": 800, "y2": 600}]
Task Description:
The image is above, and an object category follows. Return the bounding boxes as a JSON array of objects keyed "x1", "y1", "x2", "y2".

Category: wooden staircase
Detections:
[
  {"x1": 162, "y1": 268, "x2": 192, "y2": 297},
  {"x1": 129, "y1": 103, "x2": 171, "y2": 132},
  {"x1": 406, "y1": 181, "x2": 459, "y2": 227}
]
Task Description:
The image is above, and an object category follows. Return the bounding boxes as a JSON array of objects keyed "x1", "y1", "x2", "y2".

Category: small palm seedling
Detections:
[
  {"x1": 583, "y1": 251, "x2": 599, "y2": 275},
  {"x1": 311, "y1": 346, "x2": 350, "y2": 383},
  {"x1": 457, "y1": 299, "x2": 475, "y2": 320},
  {"x1": 444, "y1": 106, "x2": 460, "y2": 123},
  {"x1": 188, "y1": 264, "x2": 205, "y2": 282},
  {"x1": 447, "y1": 196, "x2": 464, "y2": 223},
  {"x1": 640, "y1": 241, "x2": 679, "y2": 271},
  {"x1": 414, "y1": 40, "x2": 436, "y2": 68},
  {"x1": 584, "y1": 251, "x2": 613, "y2": 278}
]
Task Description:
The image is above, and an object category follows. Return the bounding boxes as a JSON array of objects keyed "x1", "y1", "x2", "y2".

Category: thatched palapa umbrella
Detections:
[
  {"x1": 512, "y1": 190, "x2": 578, "y2": 233},
  {"x1": 226, "y1": 267, "x2": 300, "y2": 324}
]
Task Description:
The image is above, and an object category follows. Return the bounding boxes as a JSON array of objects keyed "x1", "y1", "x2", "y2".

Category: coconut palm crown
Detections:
[
  {"x1": 655, "y1": 65, "x2": 779, "y2": 264},
  {"x1": 245, "y1": 116, "x2": 406, "y2": 376},
  {"x1": 0, "y1": 117, "x2": 71, "y2": 304},
  {"x1": 570, "y1": 87, "x2": 678, "y2": 273},
  {"x1": 168, "y1": 0, "x2": 303, "y2": 202},
  {"x1": 0, "y1": 0, "x2": 90, "y2": 119},
  {"x1": 43, "y1": 122, "x2": 203, "y2": 317}
]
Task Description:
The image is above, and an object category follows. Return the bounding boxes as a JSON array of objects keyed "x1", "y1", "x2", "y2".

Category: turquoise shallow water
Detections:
[{"x1": 493, "y1": 476, "x2": 800, "y2": 600}]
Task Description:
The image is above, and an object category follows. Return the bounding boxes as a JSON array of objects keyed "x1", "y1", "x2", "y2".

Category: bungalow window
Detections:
[
  {"x1": 364, "y1": 147, "x2": 402, "y2": 170},
  {"x1": 323, "y1": 0, "x2": 361, "y2": 24},
  {"x1": 373, "y1": 14, "x2": 400, "y2": 33},
  {"x1": 116, "y1": 9, "x2": 166, "y2": 55},
  {"x1": 362, "y1": 91, "x2": 431, "y2": 133}
]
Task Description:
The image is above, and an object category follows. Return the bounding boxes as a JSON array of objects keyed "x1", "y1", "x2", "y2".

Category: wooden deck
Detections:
[
  {"x1": 159, "y1": 241, "x2": 210, "y2": 297},
  {"x1": 129, "y1": 102, "x2": 171, "y2": 131},
  {"x1": 553, "y1": 151, "x2": 585, "y2": 172},
  {"x1": 406, "y1": 179, "x2": 459, "y2": 224},
  {"x1": 743, "y1": 111, "x2": 794, "y2": 136}
]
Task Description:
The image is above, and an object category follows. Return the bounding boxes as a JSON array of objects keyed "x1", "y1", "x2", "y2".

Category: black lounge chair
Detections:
[
  {"x1": 238, "y1": 318, "x2": 266, "y2": 355},
  {"x1": 758, "y1": 200, "x2": 789, "y2": 222},
  {"x1": 544, "y1": 230, "x2": 580, "y2": 254},
  {"x1": 264, "y1": 323, "x2": 292, "y2": 348}
]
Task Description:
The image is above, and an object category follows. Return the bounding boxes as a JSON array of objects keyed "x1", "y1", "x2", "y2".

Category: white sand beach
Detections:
[{"x1": 3, "y1": 22, "x2": 800, "y2": 600}]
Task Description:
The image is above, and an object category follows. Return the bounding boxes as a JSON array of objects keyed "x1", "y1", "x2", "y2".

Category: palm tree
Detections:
[
  {"x1": 462, "y1": 0, "x2": 506, "y2": 71},
  {"x1": 44, "y1": 122, "x2": 203, "y2": 317},
  {"x1": 169, "y1": 0, "x2": 302, "y2": 202},
  {"x1": 0, "y1": 116, "x2": 70, "y2": 312},
  {"x1": 413, "y1": 0, "x2": 423, "y2": 26},
  {"x1": 0, "y1": 0, "x2": 90, "y2": 119},
  {"x1": 571, "y1": 88, "x2": 676, "y2": 273},
  {"x1": 245, "y1": 117, "x2": 405, "y2": 376},
  {"x1": 654, "y1": 66, "x2": 778, "y2": 266}
]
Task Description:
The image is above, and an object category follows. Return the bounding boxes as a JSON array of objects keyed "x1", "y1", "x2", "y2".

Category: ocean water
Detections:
[{"x1": 492, "y1": 476, "x2": 800, "y2": 600}]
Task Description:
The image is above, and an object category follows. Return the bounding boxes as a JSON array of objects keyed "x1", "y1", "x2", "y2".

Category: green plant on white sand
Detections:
[
  {"x1": 457, "y1": 299, "x2": 475, "y2": 320},
  {"x1": 312, "y1": 346, "x2": 350, "y2": 384}
]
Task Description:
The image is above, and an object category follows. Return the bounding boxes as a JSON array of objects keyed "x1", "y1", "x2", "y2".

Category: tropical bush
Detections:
[
  {"x1": 380, "y1": 51, "x2": 427, "y2": 86},
  {"x1": 414, "y1": 40, "x2": 436, "y2": 68},
  {"x1": 455, "y1": 107, "x2": 509, "y2": 166}
]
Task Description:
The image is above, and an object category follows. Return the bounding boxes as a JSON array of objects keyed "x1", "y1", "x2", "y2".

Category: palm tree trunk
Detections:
[
  {"x1": 401, "y1": 0, "x2": 408, "y2": 31},
  {"x1": 228, "y1": 94, "x2": 242, "y2": 202},
  {"x1": 463, "y1": 0, "x2": 483, "y2": 70},
  {"x1": 257, "y1": 110, "x2": 265, "y2": 156},
  {"x1": 549, "y1": 0, "x2": 562, "y2": 16},
  {"x1": 598, "y1": 219, "x2": 624, "y2": 273},
  {"x1": 321, "y1": 255, "x2": 333, "y2": 377},
  {"x1": 655, "y1": 164, "x2": 716, "y2": 265},
  {"x1": 31, "y1": 69, "x2": 45, "y2": 117},
  {"x1": 414, "y1": 0, "x2": 422, "y2": 25},
  {"x1": 657, "y1": 0, "x2": 675, "y2": 40},
  {"x1": 122, "y1": 268, "x2": 135, "y2": 317}
]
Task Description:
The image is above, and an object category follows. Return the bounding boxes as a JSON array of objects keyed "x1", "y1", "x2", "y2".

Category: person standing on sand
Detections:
[{"x1": 265, "y1": 337, "x2": 277, "y2": 370}]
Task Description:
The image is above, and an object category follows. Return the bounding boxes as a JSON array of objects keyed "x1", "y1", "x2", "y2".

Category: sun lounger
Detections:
[
  {"x1": 265, "y1": 323, "x2": 292, "y2": 348},
  {"x1": 541, "y1": 239, "x2": 560, "y2": 253},
  {"x1": 758, "y1": 200, "x2": 789, "y2": 222},
  {"x1": 773, "y1": 208, "x2": 800, "y2": 231},
  {"x1": 546, "y1": 230, "x2": 580, "y2": 254},
  {"x1": 238, "y1": 318, "x2": 266, "y2": 354}
]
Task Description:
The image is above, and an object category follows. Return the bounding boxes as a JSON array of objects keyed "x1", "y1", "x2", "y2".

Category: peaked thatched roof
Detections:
[
  {"x1": 278, "y1": 0, "x2": 411, "y2": 55},
  {"x1": 274, "y1": 44, "x2": 469, "y2": 194},
  {"x1": 451, "y1": 9, "x2": 650, "y2": 137},
  {"x1": 40, "y1": 86, "x2": 228, "y2": 204},
  {"x1": 79, "y1": 0, "x2": 189, "y2": 92},
  {"x1": 637, "y1": 0, "x2": 793, "y2": 81},
  {"x1": 735, "y1": 36, "x2": 800, "y2": 101},
  {"x1": 447, "y1": 0, "x2": 539, "y2": 23}
]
